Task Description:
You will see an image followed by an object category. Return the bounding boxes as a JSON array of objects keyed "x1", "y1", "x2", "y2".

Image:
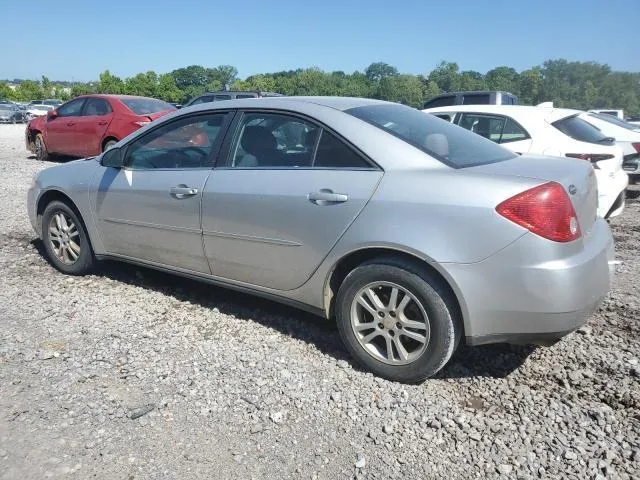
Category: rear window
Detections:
[
  {"x1": 589, "y1": 113, "x2": 639, "y2": 131},
  {"x1": 120, "y1": 98, "x2": 174, "y2": 115},
  {"x1": 552, "y1": 114, "x2": 612, "y2": 145},
  {"x1": 347, "y1": 104, "x2": 516, "y2": 168},
  {"x1": 424, "y1": 95, "x2": 456, "y2": 109}
]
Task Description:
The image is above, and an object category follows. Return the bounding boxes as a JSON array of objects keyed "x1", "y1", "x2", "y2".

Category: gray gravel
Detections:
[{"x1": 0, "y1": 123, "x2": 638, "y2": 479}]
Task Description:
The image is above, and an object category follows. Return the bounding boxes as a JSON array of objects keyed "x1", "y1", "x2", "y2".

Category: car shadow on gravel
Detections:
[{"x1": 28, "y1": 237, "x2": 535, "y2": 380}]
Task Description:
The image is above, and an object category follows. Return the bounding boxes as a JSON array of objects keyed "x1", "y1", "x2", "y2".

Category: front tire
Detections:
[
  {"x1": 102, "y1": 139, "x2": 118, "y2": 152},
  {"x1": 34, "y1": 133, "x2": 49, "y2": 161},
  {"x1": 335, "y1": 258, "x2": 459, "y2": 383},
  {"x1": 41, "y1": 200, "x2": 94, "y2": 275}
]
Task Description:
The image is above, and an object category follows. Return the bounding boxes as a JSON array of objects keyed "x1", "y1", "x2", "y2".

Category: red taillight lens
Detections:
[
  {"x1": 566, "y1": 153, "x2": 613, "y2": 162},
  {"x1": 496, "y1": 182, "x2": 581, "y2": 243},
  {"x1": 632, "y1": 143, "x2": 640, "y2": 154}
]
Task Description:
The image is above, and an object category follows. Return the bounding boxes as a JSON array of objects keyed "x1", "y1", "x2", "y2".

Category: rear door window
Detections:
[
  {"x1": 552, "y1": 114, "x2": 612, "y2": 145},
  {"x1": 500, "y1": 117, "x2": 530, "y2": 143},
  {"x1": 83, "y1": 98, "x2": 112, "y2": 116}
]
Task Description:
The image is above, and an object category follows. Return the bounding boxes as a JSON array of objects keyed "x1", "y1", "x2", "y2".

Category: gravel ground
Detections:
[{"x1": 0, "y1": 123, "x2": 638, "y2": 479}]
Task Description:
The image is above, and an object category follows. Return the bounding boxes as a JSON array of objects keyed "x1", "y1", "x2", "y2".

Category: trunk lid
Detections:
[{"x1": 469, "y1": 154, "x2": 598, "y2": 236}]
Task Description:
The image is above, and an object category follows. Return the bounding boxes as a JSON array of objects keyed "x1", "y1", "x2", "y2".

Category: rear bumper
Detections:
[
  {"x1": 443, "y1": 218, "x2": 615, "y2": 346},
  {"x1": 596, "y1": 168, "x2": 628, "y2": 218}
]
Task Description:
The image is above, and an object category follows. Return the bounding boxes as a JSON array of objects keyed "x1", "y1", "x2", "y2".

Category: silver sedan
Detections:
[{"x1": 27, "y1": 97, "x2": 615, "y2": 382}]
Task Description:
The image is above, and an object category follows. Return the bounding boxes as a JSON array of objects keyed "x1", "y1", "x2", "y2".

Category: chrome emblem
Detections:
[{"x1": 568, "y1": 185, "x2": 577, "y2": 195}]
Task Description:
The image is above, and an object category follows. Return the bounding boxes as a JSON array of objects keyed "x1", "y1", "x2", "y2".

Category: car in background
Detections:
[
  {"x1": 581, "y1": 112, "x2": 640, "y2": 181},
  {"x1": 588, "y1": 109, "x2": 624, "y2": 120},
  {"x1": 183, "y1": 90, "x2": 283, "y2": 108},
  {"x1": 29, "y1": 99, "x2": 64, "y2": 107},
  {"x1": 25, "y1": 104, "x2": 54, "y2": 119},
  {"x1": 626, "y1": 115, "x2": 640, "y2": 127},
  {"x1": 27, "y1": 96, "x2": 615, "y2": 382},
  {"x1": 26, "y1": 94, "x2": 176, "y2": 161},
  {"x1": 0, "y1": 103, "x2": 27, "y2": 123},
  {"x1": 423, "y1": 91, "x2": 518, "y2": 110},
  {"x1": 424, "y1": 104, "x2": 628, "y2": 219}
]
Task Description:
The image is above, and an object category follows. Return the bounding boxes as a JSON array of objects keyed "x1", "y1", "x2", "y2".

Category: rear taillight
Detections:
[
  {"x1": 496, "y1": 182, "x2": 581, "y2": 243},
  {"x1": 632, "y1": 143, "x2": 640, "y2": 154},
  {"x1": 133, "y1": 116, "x2": 153, "y2": 128},
  {"x1": 566, "y1": 153, "x2": 613, "y2": 162}
]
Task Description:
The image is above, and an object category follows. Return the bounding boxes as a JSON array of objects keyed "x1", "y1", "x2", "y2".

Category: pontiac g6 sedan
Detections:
[{"x1": 27, "y1": 97, "x2": 615, "y2": 382}]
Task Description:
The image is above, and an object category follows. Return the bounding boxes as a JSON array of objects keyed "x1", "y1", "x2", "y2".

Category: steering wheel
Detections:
[{"x1": 182, "y1": 146, "x2": 208, "y2": 158}]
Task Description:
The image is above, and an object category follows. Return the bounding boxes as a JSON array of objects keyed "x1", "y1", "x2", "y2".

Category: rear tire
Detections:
[
  {"x1": 335, "y1": 258, "x2": 460, "y2": 383},
  {"x1": 41, "y1": 200, "x2": 94, "y2": 275},
  {"x1": 35, "y1": 133, "x2": 49, "y2": 161}
]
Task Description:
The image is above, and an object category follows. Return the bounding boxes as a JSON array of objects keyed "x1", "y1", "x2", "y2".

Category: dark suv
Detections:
[
  {"x1": 183, "y1": 91, "x2": 283, "y2": 108},
  {"x1": 423, "y1": 91, "x2": 518, "y2": 109}
]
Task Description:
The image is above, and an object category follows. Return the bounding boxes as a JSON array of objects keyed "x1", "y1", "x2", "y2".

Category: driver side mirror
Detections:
[
  {"x1": 101, "y1": 146, "x2": 124, "y2": 168},
  {"x1": 47, "y1": 109, "x2": 58, "y2": 120}
]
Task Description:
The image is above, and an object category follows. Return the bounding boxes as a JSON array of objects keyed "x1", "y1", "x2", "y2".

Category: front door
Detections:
[
  {"x1": 75, "y1": 97, "x2": 115, "y2": 157},
  {"x1": 92, "y1": 111, "x2": 232, "y2": 273},
  {"x1": 45, "y1": 97, "x2": 86, "y2": 155},
  {"x1": 202, "y1": 111, "x2": 383, "y2": 290}
]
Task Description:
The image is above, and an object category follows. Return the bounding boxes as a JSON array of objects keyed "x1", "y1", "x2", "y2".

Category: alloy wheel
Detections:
[
  {"x1": 350, "y1": 281, "x2": 430, "y2": 365},
  {"x1": 48, "y1": 211, "x2": 81, "y2": 265}
]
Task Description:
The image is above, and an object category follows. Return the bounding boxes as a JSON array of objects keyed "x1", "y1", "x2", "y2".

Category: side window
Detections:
[
  {"x1": 433, "y1": 113, "x2": 453, "y2": 122},
  {"x1": 461, "y1": 94, "x2": 490, "y2": 105},
  {"x1": 314, "y1": 130, "x2": 371, "y2": 168},
  {"x1": 500, "y1": 117, "x2": 530, "y2": 143},
  {"x1": 57, "y1": 98, "x2": 86, "y2": 117},
  {"x1": 229, "y1": 113, "x2": 319, "y2": 168},
  {"x1": 124, "y1": 113, "x2": 228, "y2": 170},
  {"x1": 424, "y1": 96, "x2": 456, "y2": 109},
  {"x1": 83, "y1": 98, "x2": 112, "y2": 116},
  {"x1": 458, "y1": 113, "x2": 506, "y2": 142},
  {"x1": 214, "y1": 94, "x2": 231, "y2": 101},
  {"x1": 190, "y1": 95, "x2": 213, "y2": 106},
  {"x1": 235, "y1": 94, "x2": 256, "y2": 99}
]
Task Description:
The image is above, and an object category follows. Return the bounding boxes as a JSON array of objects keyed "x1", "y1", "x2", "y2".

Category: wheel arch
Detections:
[
  {"x1": 323, "y1": 247, "x2": 468, "y2": 336},
  {"x1": 36, "y1": 189, "x2": 85, "y2": 237},
  {"x1": 101, "y1": 136, "x2": 119, "y2": 152}
]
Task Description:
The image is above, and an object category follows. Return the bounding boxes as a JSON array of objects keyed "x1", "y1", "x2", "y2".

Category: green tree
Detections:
[
  {"x1": 428, "y1": 61, "x2": 460, "y2": 92},
  {"x1": 41, "y1": 75, "x2": 53, "y2": 98},
  {"x1": 15, "y1": 80, "x2": 43, "y2": 101},
  {"x1": 365, "y1": 62, "x2": 398, "y2": 83},
  {"x1": 97, "y1": 70, "x2": 125, "y2": 94},
  {"x1": 485, "y1": 66, "x2": 519, "y2": 94},
  {"x1": 0, "y1": 82, "x2": 14, "y2": 100},
  {"x1": 377, "y1": 74, "x2": 424, "y2": 107}
]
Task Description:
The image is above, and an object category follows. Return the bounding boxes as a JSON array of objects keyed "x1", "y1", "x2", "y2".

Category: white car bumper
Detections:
[{"x1": 595, "y1": 168, "x2": 628, "y2": 218}]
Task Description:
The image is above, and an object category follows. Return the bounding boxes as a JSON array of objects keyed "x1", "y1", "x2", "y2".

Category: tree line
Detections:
[{"x1": 1, "y1": 59, "x2": 639, "y2": 114}]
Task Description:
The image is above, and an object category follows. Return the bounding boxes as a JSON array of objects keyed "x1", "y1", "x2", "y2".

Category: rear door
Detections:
[
  {"x1": 75, "y1": 98, "x2": 114, "y2": 157},
  {"x1": 201, "y1": 110, "x2": 383, "y2": 290},
  {"x1": 45, "y1": 98, "x2": 86, "y2": 155}
]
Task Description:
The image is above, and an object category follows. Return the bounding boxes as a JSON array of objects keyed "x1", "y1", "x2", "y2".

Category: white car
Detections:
[
  {"x1": 580, "y1": 112, "x2": 640, "y2": 181},
  {"x1": 424, "y1": 105, "x2": 628, "y2": 218},
  {"x1": 26, "y1": 104, "x2": 54, "y2": 119},
  {"x1": 588, "y1": 109, "x2": 624, "y2": 120}
]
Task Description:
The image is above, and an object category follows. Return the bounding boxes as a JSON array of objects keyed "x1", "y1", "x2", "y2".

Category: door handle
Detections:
[
  {"x1": 97, "y1": 121, "x2": 108, "y2": 125},
  {"x1": 308, "y1": 189, "x2": 348, "y2": 205},
  {"x1": 170, "y1": 186, "x2": 199, "y2": 198},
  {"x1": 66, "y1": 122, "x2": 75, "y2": 126}
]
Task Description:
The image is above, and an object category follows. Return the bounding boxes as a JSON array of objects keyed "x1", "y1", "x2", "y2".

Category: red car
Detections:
[{"x1": 26, "y1": 94, "x2": 176, "y2": 160}]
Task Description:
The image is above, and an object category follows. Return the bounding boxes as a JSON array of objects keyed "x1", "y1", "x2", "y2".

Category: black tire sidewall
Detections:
[
  {"x1": 35, "y1": 134, "x2": 48, "y2": 161},
  {"x1": 41, "y1": 201, "x2": 93, "y2": 275},
  {"x1": 336, "y1": 262, "x2": 457, "y2": 383}
]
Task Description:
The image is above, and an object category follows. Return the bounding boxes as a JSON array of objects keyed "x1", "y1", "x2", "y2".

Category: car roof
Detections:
[
  {"x1": 75, "y1": 94, "x2": 166, "y2": 101},
  {"x1": 424, "y1": 104, "x2": 580, "y2": 123},
  {"x1": 182, "y1": 96, "x2": 388, "y2": 113}
]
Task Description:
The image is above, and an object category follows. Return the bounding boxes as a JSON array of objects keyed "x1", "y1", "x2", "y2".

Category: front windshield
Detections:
[
  {"x1": 590, "y1": 113, "x2": 640, "y2": 131},
  {"x1": 346, "y1": 103, "x2": 516, "y2": 168}
]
